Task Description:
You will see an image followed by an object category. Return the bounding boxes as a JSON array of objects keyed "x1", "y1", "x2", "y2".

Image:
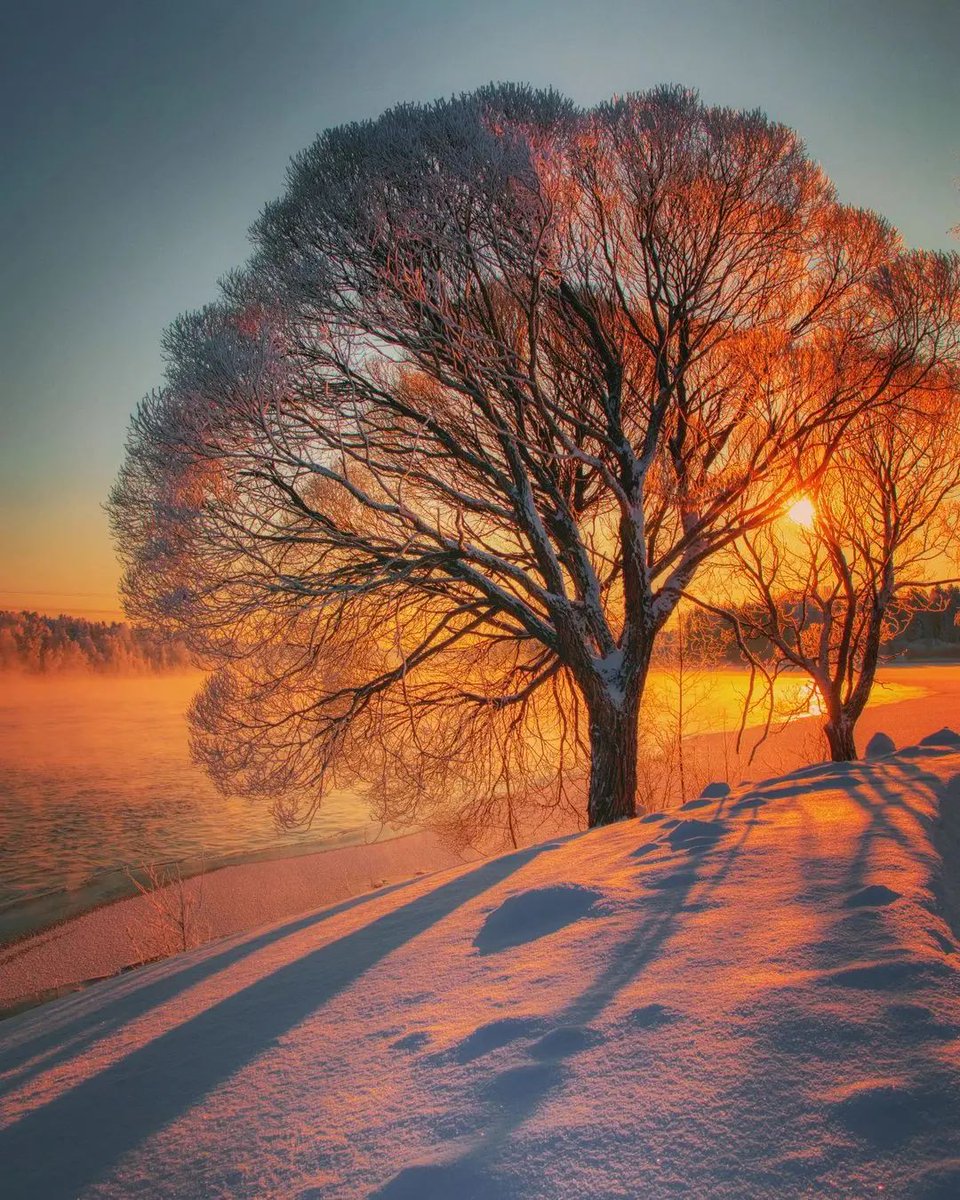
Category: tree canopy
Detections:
[{"x1": 110, "y1": 84, "x2": 960, "y2": 841}]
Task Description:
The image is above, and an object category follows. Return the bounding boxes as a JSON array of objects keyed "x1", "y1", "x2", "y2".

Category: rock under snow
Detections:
[{"x1": 865, "y1": 730, "x2": 896, "y2": 758}]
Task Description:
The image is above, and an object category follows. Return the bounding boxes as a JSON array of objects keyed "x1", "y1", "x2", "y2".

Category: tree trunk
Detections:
[
  {"x1": 587, "y1": 692, "x2": 641, "y2": 827},
  {"x1": 824, "y1": 712, "x2": 858, "y2": 762}
]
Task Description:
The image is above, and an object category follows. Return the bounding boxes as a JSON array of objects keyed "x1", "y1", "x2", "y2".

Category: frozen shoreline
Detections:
[
  {"x1": 0, "y1": 829, "x2": 475, "y2": 1015},
  {"x1": 3, "y1": 725, "x2": 959, "y2": 1196},
  {"x1": 0, "y1": 823, "x2": 408, "y2": 949},
  {"x1": 2, "y1": 664, "x2": 956, "y2": 1017}
]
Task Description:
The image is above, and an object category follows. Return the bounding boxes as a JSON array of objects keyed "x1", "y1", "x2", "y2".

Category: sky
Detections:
[{"x1": 1, "y1": 0, "x2": 958, "y2": 619}]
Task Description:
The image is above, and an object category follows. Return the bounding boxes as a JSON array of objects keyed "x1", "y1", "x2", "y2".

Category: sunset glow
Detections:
[
  {"x1": 3, "y1": 9, "x2": 960, "y2": 1197},
  {"x1": 786, "y1": 496, "x2": 816, "y2": 529}
]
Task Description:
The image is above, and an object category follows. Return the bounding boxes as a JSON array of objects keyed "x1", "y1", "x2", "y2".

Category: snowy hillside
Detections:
[{"x1": 2, "y1": 734, "x2": 960, "y2": 1199}]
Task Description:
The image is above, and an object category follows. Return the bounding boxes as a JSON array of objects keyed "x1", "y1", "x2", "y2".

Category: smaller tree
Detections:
[
  {"x1": 697, "y1": 387, "x2": 960, "y2": 761},
  {"x1": 125, "y1": 858, "x2": 208, "y2": 961}
]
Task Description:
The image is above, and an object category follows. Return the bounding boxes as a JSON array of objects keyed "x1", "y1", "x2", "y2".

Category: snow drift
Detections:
[{"x1": 2, "y1": 736, "x2": 960, "y2": 1198}]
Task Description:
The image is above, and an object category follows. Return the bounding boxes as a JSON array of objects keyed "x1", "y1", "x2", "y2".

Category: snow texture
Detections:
[{"x1": 2, "y1": 740, "x2": 960, "y2": 1198}]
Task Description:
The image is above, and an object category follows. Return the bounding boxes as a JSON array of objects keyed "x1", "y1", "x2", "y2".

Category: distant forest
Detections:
[
  {"x1": 4, "y1": 588, "x2": 957, "y2": 676},
  {"x1": 851, "y1": 587, "x2": 960, "y2": 659},
  {"x1": 662, "y1": 586, "x2": 960, "y2": 665},
  {"x1": 0, "y1": 611, "x2": 193, "y2": 674}
]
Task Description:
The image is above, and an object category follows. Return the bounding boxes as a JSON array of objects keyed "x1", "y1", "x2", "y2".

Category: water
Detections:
[
  {"x1": 0, "y1": 674, "x2": 378, "y2": 936},
  {"x1": 0, "y1": 667, "x2": 923, "y2": 941}
]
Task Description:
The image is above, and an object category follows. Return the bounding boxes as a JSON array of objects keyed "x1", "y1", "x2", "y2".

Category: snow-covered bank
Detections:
[
  {"x1": 2, "y1": 735, "x2": 960, "y2": 1198},
  {"x1": 0, "y1": 830, "x2": 472, "y2": 1015},
  {"x1": 1, "y1": 663, "x2": 954, "y2": 1019}
]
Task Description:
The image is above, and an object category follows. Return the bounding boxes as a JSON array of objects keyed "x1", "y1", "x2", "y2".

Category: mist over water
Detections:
[
  {"x1": 0, "y1": 674, "x2": 378, "y2": 921},
  {"x1": 0, "y1": 667, "x2": 922, "y2": 938}
]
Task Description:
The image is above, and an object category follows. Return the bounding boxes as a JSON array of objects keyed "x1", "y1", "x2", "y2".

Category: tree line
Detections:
[
  {"x1": 668, "y1": 586, "x2": 960, "y2": 665},
  {"x1": 887, "y1": 589, "x2": 960, "y2": 655},
  {"x1": 0, "y1": 611, "x2": 192, "y2": 674}
]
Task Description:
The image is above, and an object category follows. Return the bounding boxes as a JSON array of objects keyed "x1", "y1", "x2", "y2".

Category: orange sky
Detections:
[{"x1": 0, "y1": 505, "x2": 122, "y2": 619}]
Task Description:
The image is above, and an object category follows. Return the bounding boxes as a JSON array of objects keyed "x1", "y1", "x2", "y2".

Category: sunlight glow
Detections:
[
  {"x1": 786, "y1": 496, "x2": 816, "y2": 529},
  {"x1": 802, "y1": 680, "x2": 826, "y2": 717}
]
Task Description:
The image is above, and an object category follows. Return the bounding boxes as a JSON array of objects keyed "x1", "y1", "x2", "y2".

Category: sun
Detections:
[{"x1": 787, "y1": 496, "x2": 816, "y2": 529}]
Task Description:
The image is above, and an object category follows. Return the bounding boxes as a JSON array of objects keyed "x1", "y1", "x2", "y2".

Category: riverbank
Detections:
[
  {"x1": 684, "y1": 663, "x2": 951, "y2": 786},
  {"x1": 0, "y1": 830, "x2": 475, "y2": 1015},
  {"x1": 2, "y1": 664, "x2": 956, "y2": 1017},
  {"x1": 3, "y1": 732, "x2": 959, "y2": 1197}
]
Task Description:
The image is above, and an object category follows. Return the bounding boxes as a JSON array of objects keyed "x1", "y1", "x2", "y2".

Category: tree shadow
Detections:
[
  {"x1": 0, "y1": 870, "x2": 432, "y2": 1087},
  {"x1": 374, "y1": 755, "x2": 960, "y2": 1196},
  {"x1": 744, "y1": 757, "x2": 936, "y2": 902},
  {"x1": 746, "y1": 757, "x2": 955, "y2": 985},
  {"x1": 372, "y1": 752, "x2": 960, "y2": 1197},
  {"x1": 931, "y1": 771, "x2": 960, "y2": 944},
  {"x1": 372, "y1": 808, "x2": 761, "y2": 1196},
  {"x1": 836, "y1": 759, "x2": 943, "y2": 897},
  {"x1": 0, "y1": 845, "x2": 547, "y2": 1200}
]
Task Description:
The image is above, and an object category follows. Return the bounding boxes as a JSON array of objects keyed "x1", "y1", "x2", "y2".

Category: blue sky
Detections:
[{"x1": 1, "y1": 0, "x2": 957, "y2": 614}]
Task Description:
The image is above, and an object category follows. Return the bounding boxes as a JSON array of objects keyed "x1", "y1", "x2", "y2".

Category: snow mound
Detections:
[
  {"x1": 527, "y1": 1024, "x2": 604, "y2": 1061},
  {"x1": 372, "y1": 1160, "x2": 498, "y2": 1200},
  {"x1": 700, "y1": 781, "x2": 731, "y2": 798},
  {"x1": 920, "y1": 726, "x2": 960, "y2": 747},
  {"x1": 3, "y1": 741, "x2": 960, "y2": 1199},
  {"x1": 844, "y1": 883, "x2": 902, "y2": 907},
  {"x1": 450, "y1": 1016, "x2": 546, "y2": 1064},
  {"x1": 844, "y1": 883, "x2": 902, "y2": 908},
  {"x1": 665, "y1": 816, "x2": 727, "y2": 852},
  {"x1": 627, "y1": 1001, "x2": 679, "y2": 1028},
  {"x1": 473, "y1": 884, "x2": 603, "y2": 954},
  {"x1": 827, "y1": 1077, "x2": 949, "y2": 1145},
  {"x1": 865, "y1": 730, "x2": 896, "y2": 758}
]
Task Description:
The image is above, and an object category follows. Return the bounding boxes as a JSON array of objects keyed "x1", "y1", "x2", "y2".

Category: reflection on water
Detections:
[
  {"x1": 0, "y1": 674, "x2": 378, "y2": 919},
  {"x1": 0, "y1": 668, "x2": 924, "y2": 932},
  {"x1": 641, "y1": 668, "x2": 836, "y2": 735}
]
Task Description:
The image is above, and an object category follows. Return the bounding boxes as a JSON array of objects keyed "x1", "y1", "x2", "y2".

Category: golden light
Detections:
[{"x1": 786, "y1": 496, "x2": 815, "y2": 529}]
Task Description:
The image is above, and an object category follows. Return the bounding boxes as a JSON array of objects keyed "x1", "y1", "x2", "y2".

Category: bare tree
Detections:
[
  {"x1": 696, "y1": 389, "x2": 960, "y2": 761},
  {"x1": 109, "y1": 85, "x2": 960, "y2": 836},
  {"x1": 125, "y1": 858, "x2": 208, "y2": 961}
]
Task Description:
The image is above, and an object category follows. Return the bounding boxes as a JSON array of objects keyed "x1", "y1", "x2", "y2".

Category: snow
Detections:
[
  {"x1": 0, "y1": 831, "x2": 471, "y2": 1012},
  {"x1": 5, "y1": 663, "x2": 957, "y2": 1014},
  {"x1": 2, "y1": 738, "x2": 960, "y2": 1198}
]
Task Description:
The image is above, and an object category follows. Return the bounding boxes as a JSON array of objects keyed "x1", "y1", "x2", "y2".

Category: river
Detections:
[{"x1": 0, "y1": 667, "x2": 926, "y2": 941}]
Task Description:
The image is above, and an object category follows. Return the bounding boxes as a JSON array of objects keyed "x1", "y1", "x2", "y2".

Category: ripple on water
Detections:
[{"x1": 0, "y1": 674, "x2": 378, "y2": 938}]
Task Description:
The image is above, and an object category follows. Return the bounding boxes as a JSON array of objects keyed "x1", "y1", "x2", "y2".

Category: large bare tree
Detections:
[{"x1": 110, "y1": 85, "x2": 960, "y2": 838}]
